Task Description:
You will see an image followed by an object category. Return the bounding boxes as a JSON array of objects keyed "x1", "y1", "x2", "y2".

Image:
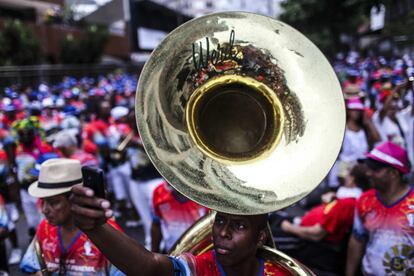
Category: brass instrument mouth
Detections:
[{"x1": 186, "y1": 75, "x2": 284, "y2": 164}]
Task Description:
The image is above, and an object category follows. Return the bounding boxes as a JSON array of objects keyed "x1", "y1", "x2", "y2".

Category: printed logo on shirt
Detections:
[
  {"x1": 383, "y1": 244, "x2": 414, "y2": 274},
  {"x1": 407, "y1": 214, "x2": 414, "y2": 228},
  {"x1": 42, "y1": 239, "x2": 57, "y2": 252},
  {"x1": 84, "y1": 240, "x2": 95, "y2": 256}
]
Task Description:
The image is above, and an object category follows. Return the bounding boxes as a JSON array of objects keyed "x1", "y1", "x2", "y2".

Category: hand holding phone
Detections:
[{"x1": 81, "y1": 166, "x2": 106, "y2": 199}]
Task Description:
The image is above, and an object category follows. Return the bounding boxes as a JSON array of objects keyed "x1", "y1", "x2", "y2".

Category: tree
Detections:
[
  {"x1": 0, "y1": 19, "x2": 42, "y2": 65},
  {"x1": 60, "y1": 25, "x2": 109, "y2": 64},
  {"x1": 279, "y1": 0, "x2": 382, "y2": 57}
]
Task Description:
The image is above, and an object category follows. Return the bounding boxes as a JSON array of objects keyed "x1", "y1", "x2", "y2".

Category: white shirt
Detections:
[
  {"x1": 336, "y1": 186, "x2": 362, "y2": 199},
  {"x1": 372, "y1": 111, "x2": 405, "y2": 147},
  {"x1": 396, "y1": 106, "x2": 414, "y2": 168},
  {"x1": 339, "y1": 128, "x2": 368, "y2": 163}
]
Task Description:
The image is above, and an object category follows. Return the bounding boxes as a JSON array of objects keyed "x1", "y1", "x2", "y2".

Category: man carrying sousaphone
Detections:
[
  {"x1": 71, "y1": 187, "x2": 291, "y2": 275},
  {"x1": 71, "y1": 12, "x2": 346, "y2": 276}
]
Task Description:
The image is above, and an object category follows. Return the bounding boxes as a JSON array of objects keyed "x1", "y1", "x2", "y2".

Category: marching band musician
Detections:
[
  {"x1": 151, "y1": 181, "x2": 207, "y2": 253},
  {"x1": 20, "y1": 159, "x2": 124, "y2": 276},
  {"x1": 70, "y1": 186, "x2": 291, "y2": 276},
  {"x1": 68, "y1": 11, "x2": 344, "y2": 276}
]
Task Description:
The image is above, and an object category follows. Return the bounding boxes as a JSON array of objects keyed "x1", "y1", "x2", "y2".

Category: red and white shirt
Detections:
[
  {"x1": 20, "y1": 219, "x2": 124, "y2": 275},
  {"x1": 353, "y1": 188, "x2": 414, "y2": 275},
  {"x1": 172, "y1": 250, "x2": 290, "y2": 276},
  {"x1": 153, "y1": 182, "x2": 207, "y2": 251}
]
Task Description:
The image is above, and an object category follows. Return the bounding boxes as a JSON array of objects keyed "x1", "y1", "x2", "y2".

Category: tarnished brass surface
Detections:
[{"x1": 135, "y1": 11, "x2": 345, "y2": 215}]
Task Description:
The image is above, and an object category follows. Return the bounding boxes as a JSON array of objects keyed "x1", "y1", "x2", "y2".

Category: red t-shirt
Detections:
[
  {"x1": 70, "y1": 150, "x2": 99, "y2": 167},
  {"x1": 301, "y1": 198, "x2": 356, "y2": 243},
  {"x1": 35, "y1": 219, "x2": 121, "y2": 275},
  {"x1": 179, "y1": 250, "x2": 290, "y2": 276}
]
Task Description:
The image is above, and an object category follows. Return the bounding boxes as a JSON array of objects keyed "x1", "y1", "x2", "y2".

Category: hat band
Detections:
[
  {"x1": 347, "y1": 102, "x2": 364, "y2": 110},
  {"x1": 370, "y1": 149, "x2": 404, "y2": 167},
  {"x1": 38, "y1": 178, "x2": 83, "y2": 189}
]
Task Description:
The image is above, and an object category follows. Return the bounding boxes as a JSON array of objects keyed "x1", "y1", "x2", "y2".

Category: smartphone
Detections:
[{"x1": 81, "y1": 166, "x2": 106, "y2": 199}]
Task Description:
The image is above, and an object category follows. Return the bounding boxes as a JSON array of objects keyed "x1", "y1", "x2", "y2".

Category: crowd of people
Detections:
[
  {"x1": 0, "y1": 50, "x2": 413, "y2": 275},
  {"x1": 272, "y1": 51, "x2": 414, "y2": 275},
  {"x1": 0, "y1": 71, "x2": 206, "y2": 275}
]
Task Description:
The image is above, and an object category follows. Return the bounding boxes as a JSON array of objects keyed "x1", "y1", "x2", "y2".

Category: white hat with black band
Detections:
[{"x1": 28, "y1": 158, "x2": 83, "y2": 198}]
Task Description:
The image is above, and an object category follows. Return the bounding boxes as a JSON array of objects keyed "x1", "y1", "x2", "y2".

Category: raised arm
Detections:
[
  {"x1": 281, "y1": 220, "x2": 327, "y2": 242},
  {"x1": 70, "y1": 185, "x2": 174, "y2": 276},
  {"x1": 362, "y1": 111, "x2": 381, "y2": 148}
]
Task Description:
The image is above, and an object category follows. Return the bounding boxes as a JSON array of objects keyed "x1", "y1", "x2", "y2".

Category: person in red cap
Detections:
[{"x1": 346, "y1": 141, "x2": 414, "y2": 276}]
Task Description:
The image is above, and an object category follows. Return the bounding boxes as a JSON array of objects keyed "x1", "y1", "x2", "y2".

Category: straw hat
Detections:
[{"x1": 28, "y1": 158, "x2": 83, "y2": 198}]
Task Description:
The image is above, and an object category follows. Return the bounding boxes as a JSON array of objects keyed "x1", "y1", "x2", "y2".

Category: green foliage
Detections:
[
  {"x1": 60, "y1": 25, "x2": 109, "y2": 64},
  {"x1": 0, "y1": 19, "x2": 42, "y2": 65},
  {"x1": 279, "y1": 0, "x2": 382, "y2": 56},
  {"x1": 384, "y1": 10, "x2": 414, "y2": 38}
]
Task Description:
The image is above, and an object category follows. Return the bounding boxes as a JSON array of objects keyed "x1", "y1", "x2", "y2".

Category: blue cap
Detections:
[
  {"x1": 4, "y1": 104, "x2": 16, "y2": 112},
  {"x1": 30, "y1": 152, "x2": 60, "y2": 177},
  {"x1": 63, "y1": 105, "x2": 79, "y2": 116}
]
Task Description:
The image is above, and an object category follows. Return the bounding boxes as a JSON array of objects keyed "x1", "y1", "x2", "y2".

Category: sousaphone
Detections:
[{"x1": 135, "y1": 12, "x2": 345, "y2": 275}]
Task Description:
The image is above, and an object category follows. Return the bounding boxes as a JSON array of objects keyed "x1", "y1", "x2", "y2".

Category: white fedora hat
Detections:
[{"x1": 28, "y1": 158, "x2": 83, "y2": 198}]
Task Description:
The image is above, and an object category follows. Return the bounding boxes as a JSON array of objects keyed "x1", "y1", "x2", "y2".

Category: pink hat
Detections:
[
  {"x1": 346, "y1": 98, "x2": 364, "y2": 110},
  {"x1": 366, "y1": 141, "x2": 410, "y2": 174}
]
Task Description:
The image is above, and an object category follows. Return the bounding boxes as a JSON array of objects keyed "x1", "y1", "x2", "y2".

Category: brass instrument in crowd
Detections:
[
  {"x1": 109, "y1": 132, "x2": 134, "y2": 166},
  {"x1": 135, "y1": 12, "x2": 345, "y2": 275},
  {"x1": 34, "y1": 238, "x2": 50, "y2": 276},
  {"x1": 170, "y1": 212, "x2": 313, "y2": 274}
]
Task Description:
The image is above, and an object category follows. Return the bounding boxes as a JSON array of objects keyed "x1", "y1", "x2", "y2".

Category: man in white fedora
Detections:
[{"x1": 19, "y1": 158, "x2": 124, "y2": 276}]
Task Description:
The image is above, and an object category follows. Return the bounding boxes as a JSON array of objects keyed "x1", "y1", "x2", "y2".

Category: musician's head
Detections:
[
  {"x1": 345, "y1": 97, "x2": 364, "y2": 123},
  {"x1": 28, "y1": 158, "x2": 83, "y2": 226},
  {"x1": 212, "y1": 212, "x2": 267, "y2": 267},
  {"x1": 13, "y1": 117, "x2": 40, "y2": 147},
  {"x1": 53, "y1": 130, "x2": 78, "y2": 157},
  {"x1": 41, "y1": 192, "x2": 73, "y2": 226},
  {"x1": 111, "y1": 106, "x2": 129, "y2": 123},
  {"x1": 360, "y1": 141, "x2": 410, "y2": 191}
]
